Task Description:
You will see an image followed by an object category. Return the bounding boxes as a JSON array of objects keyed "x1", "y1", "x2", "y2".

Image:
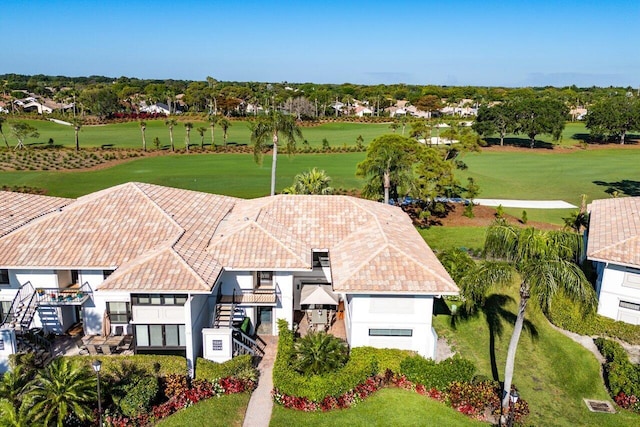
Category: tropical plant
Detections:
[
  {"x1": 480, "y1": 222, "x2": 596, "y2": 409},
  {"x1": 251, "y1": 111, "x2": 303, "y2": 196},
  {"x1": 293, "y1": 331, "x2": 348, "y2": 376},
  {"x1": 184, "y1": 122, "x2": 193, "y2": 152},
  {"x1": 10, "y1": 122, "x2": 39, "y2": 150},
  {"x1": 69, "y1": 117, "x2": 83, "y2": 151},
  {"x1": 0, "y1": 365, "x2": 32, "y2": 410},
  {"x1": 0, "y1": 398, "x2": 37, "y2": 427},
  {"x1": 356, "y1": 134, "x2": 417, "y2": 204},
  {"x1": 218, "y1": 117, "x2": 231, "y2": 146},
  {"x1": 282, "y1": 168, "x2": 334, "y2": 195},
  {"x1": 208, "y1": 114, "x2": 219, "y2": 147},
  {"x1": 0, "y1": 116, "x2": 9, "y2": 148},
  {"x1": 139, "y1": 121, "x2": 147, "y2": 151},
  {"x1": 196, "y1": 126, "x2": 207, "y2": 149},
  {"x1": 28, "y1": 357, "x2": 97, "y2": 427},
  {"x1": 165, "y1": 118, "x2": 177, "y2": 152}
]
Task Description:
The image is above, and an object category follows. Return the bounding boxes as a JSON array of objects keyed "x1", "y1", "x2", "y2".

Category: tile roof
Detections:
[
  {"x1": 587, "y1": 197, "x2": 640, "y2": 268},
  {"x1": 0, "y1": 191, "x2": 72, "y2": 238},
  {"x1": 0, "y1": 183, "x2": 457, "y2": 295}
]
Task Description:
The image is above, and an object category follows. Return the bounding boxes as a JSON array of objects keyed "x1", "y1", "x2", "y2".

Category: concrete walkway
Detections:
[
  {"x1": 474, "y1": 199, "x2": 577, "y2": 209},
  {"x1": 243, "y1": 335, "x2": 278, "y2": 427}
]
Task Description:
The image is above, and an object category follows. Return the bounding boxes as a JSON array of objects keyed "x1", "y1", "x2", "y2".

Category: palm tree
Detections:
[
  {"x1": 29, "y1": 357, "x2": 97, "y2": 427},
  {"x1": 139, "y1": 121, "x2": 147, "y2": 151},
  {"x1": 196, "y1": 126, "x2": 207, "y2": 149},
  {"x1": 251, "y1": 111, "x2": 303, "y2": 196},
  {"x1": 283, "y1": 168, "x2": 334, "y2": 195},
  {"x1": 165, "y1": 118, "x2": 177, "y2": 152},
  {"x1": 69, "y1": 118, "x2": 83, "y2": 151},
  {"x1": 477, "y1": 222, "x2": 596, "y2": 411},
  {"x1": 293, "y1": 331, "x2": 348, "y2": 376},
  {"x1": 208, "y1": 114, "x2": 219, "y2": 148},
  {"x1": 184, "y1": 122, "x2": 193, "y2": 152},
  {"x1": 0, "y1": 398, "x2": 37, "y2": 427},
  {"x1": 0, "y1": 365, "x2": 31, "y2": 410},
  {"x1": 218, "y1": 117, "x2": 231, "y2": 146},
  {"x1": 0, "y1": 116, "x2": 9, "y2": 148}
]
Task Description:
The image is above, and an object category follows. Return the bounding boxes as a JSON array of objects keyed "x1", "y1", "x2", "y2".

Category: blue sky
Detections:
[{"x1": 3, "y1": 0, "x2": 639, "y2": 87}]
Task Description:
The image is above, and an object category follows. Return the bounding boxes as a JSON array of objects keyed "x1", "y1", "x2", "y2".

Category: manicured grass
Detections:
[
  {"x1": 270, "y1": 387, "x2": 483, "y2": 427},
  {"x1": 433, "y1": 290, "x2": 640, "y2": 426},
  {"x1": 0, "y1": 152, "x2": 367, "y2": 198},
  {"x1": 459, "y1": 148, "x2": 640, "y2": 205},
  {"x1": 501, "y1": 207, "x2": 574, "y2": 226},
  {"x1": 156, "y1": 392, "x2": 250, "y2": 427},
  {"x1": 419, "y1": 226, "x2": 487, "y2": 252},
  {"x1": 0, "y1": 119, "x2": 394, "y2": 150}
]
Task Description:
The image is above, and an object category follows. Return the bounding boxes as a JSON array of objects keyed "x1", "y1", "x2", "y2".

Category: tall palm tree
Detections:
[
  {"x1": 0, "y1": 116, "x2": 9, "y2": 148},
  {"x1": 165, "y1": 118, "x2": 177, "y2": 152},
  {"x1": 208, "y1": 114, "x2": 219, "y2": 147},
  {"x1": 139, "y1": 121, "x2": 147, "y2": 151},
  {"x1": 184, "y1": 122, "x2": 193, "y2": 152},
  {"x1": 218, "y1": 117, "x2": 231, "y2": 146},
  {"x1": 293, "y1": 331, "x2": 348, "y2": 376},
  {"x1": 251, "y1": 111, "x2": 303, "y2": 196},
  {"x1": 478, "y1": 222, "x2": 596, "y2": 411},
  {"x1": 196, "y1": 126, "x2": 207, "y2": 149},
  {"x1": 283, "y1": 168, "x2": 334, "y2": 195},
  {"x1": 29, "y1": 358, "x2": 97, "y2": 427},
  {"x1": 69, "y1": 118, "x2": 83, "y2": 151}
]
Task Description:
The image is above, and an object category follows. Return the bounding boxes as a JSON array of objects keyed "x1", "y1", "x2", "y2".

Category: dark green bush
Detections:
[
  {"x1": 118, "y1": 375, "x2": 159, "y2": 417},
  {"x1": 400, "y1": 355, "x2": 476, "y2": 391},
  {"x1": 349, "y1": 347, "x2": 415, "y2": 375},
  {"x1": 594, "y1": 338, "x2": 640, "y2": 397},
  {"x1": 272, "y1": 319, "x2": 376, "y2": 401},
  {"x1": 195, "y1": 354, "x2": 256, "y2": 381},
  {"x1": 69, "y1": 355, "x2": 187, "y2": 377},
  {"x1": 549, "y1": 294, "x2": 640, "y2": 344}
]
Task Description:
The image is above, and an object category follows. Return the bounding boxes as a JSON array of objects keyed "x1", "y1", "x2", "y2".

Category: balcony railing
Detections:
[
  {"x1": 34, "y1": 282, "x2": 93, "y2": 306},
  {"x1": 219, "y1": 286, "x2": 277, "y2": 305}
]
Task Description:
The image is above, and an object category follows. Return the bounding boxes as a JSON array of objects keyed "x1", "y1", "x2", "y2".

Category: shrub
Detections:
[
  {"x1": 400, "y1": 355, "x2": 476, "y2": 391},
  {"x1": 118, "y1": 375, "x2": 159, "y2": 417},
  {"x1": 594, "y1": 338, "x2": 640, "y2": 413},
  {"x1": 195, "y1": 354, "x2": 256, "y2": 381},
  {"x1": 293, "y1": 331, "x2": 348, "y2": 375},
  {"x1": 349, "y1": 347, "x2": 414, "y2": 374}
]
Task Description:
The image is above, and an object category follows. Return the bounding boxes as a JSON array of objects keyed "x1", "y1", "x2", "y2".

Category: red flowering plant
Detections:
[{"x1": 614, "y1": 392, "x2": 640, "y2": 413}]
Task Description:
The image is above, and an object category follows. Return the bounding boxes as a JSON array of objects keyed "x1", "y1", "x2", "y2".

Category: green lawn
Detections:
[
  {"x1": 419, "y1": 226, "x2": 487, "y2": 252},
  {"x1": 0, "y1": 152, "x2": 366, "y2": 198},
  {"x1": 434, "y1": 291, "x2": 640, "y2": 426},
  {"x1": 156, "y1": 392, "x2": 250, "y2": 427},
  {"x1": 270, "y1": 387, "x2": 483, "y2": 427}
]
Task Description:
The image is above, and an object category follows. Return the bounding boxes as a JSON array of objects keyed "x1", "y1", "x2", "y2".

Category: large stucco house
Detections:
[
  {"x1": 0, "y1": 183, "x2": 458, "y2": 373},
  {"x1": 587, "y1": 197, "x2": 640, "y2": 325}
]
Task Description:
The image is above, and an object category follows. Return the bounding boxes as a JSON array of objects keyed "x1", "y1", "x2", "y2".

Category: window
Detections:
[
  {"x1": 103, "y1": 270, "x2": 114, "y2": 280},
  {"x1": 131, "y1": 294, "x2": 187, "y2": 306},
  {"x1": 368, "y1": 328, "x2": 413, "y2": 337},
  {"x1": 106, "y1": 302, "x2": 131, "y2": 323},
  {"x1": 0, "y1": 301, "x2": 13, "y2": 323},
  {"x1": 258, "y1": 271, "x2": 273, "y2": 287},
  {"x1": 313, "y1": 252, "x2": 330, "y2": 267},
  {"x1": 135, "y1": 324, "x2": 186, "y2": 348},
  {"x1": 71, "y1": 270, "x2": 79, "y2": 284},
  {"x1": 0, "y1": 269, "x2": 9, "y2": 285},
  {"x1": 620, "y1": 300, "x2": 640, "y2": 311}
]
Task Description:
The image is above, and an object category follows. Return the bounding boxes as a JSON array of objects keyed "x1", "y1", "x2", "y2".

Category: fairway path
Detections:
[
  {"x1": 474, "y1": 199, "x2": 577, "y2": 209},
  {"x1": 243, "y1": 335, "x2": 278, "y2": 427}
]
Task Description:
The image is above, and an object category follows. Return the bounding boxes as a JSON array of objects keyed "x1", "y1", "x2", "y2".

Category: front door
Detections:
[{"x1": 256, "y1": 307, "x2": 273, "y2": 335}]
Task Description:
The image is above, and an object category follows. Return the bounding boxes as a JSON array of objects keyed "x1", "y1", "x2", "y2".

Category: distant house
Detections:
[
  {"x1": 586, "y1": 197, "x2": 640, "y2": 325},
  {"x1": 0, "y1": 183, "x2": 458, "y2": 373},
  {"x1": 140, "y1": 102, "x2": 170, "y2": 115},
  {"x1": 15, "y1": 97, "x2": 53, "y2": 114},
  {"x1": 354, "y1": 106, "x2": 373, "y2": 117}
]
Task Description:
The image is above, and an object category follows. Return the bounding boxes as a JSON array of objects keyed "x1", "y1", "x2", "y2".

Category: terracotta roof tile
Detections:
[
  {"x1": 0, "y1": 191, "x2": 71, "y2": 238},
  {"x1": 587, "y1": 197, "x2": 640, "y2": 267}
]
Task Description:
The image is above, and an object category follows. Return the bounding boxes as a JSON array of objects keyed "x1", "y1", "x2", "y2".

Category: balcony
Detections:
[
  {"x1": 34, "y1": 285, "x2": 92, "y2": 306},
  {"x1": 219, "y1": 287, "x2": 277, "y2": 305}
]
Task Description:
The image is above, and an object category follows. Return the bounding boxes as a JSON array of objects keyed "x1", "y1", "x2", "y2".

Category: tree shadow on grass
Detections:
[
  {"x1": 450, "y1": 293, "x2": 538, "y2": 382},
  {"x1": 483, "y1": 137, "x2": 555, "y2": 150},
  {"x1": 593, "y1": 179, "x2": 640, "y2": 197}
]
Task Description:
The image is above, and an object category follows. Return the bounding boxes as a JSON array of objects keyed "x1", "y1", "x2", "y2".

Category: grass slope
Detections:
[
  {"x1": 270, "y1": 388, "x2": 483, "y2": 427},
  {"x1": 434, "y1": 290, "x2": 640, "y2": 426},
  {"x1": 156, "y1": 392, "x2": 250, "y2": 427}
]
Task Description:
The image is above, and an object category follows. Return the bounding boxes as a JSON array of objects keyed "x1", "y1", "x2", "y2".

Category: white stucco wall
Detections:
[
  {"x1": 219, "y1": 271, "x2": 254, "y2": 295},
  {"x1": 187, "y1": 294, "x2": 211, "y2": 376},
  {"x1": 346, "y1": 294, "x2": 437, "y2": 359},
  {"x1": 273, "y1": 273, "x2": 294, "y2": 334},
  {"x1": 597, "y1": 263, "x2": 640, "y2": 324},
  {"x1": 0, "y1": 328, "x2": 17, "y2": 374},
  {"x1": 14, "y1": 270, "x2": 58, "y2": 289}
]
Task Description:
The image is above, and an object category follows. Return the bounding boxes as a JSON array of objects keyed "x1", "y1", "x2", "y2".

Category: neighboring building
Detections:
[
  {"x1": 140, "y1": 102, "x2": 171, "y2": 115},
  {"x1": 586, "y1": 197, "x2": 640, "y2": 325},
  {"x1": 0, "y1": 183, "x2": 458, "y2": 372}
]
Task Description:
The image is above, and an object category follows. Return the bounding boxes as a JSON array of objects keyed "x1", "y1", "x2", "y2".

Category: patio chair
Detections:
[
  {"x1": 86, "y1": 345, "x2": 98, "y2": 355},
  {"x1": 114, "y1": 326, "x2": 124, "y2": 336},
  {"x1": 101, "y1": 345, "x2": 112, "y2": 355}
]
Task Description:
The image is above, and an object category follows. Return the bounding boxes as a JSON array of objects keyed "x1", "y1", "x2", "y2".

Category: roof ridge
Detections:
[
  {"x1": 386, "y1": 239, "x2": 457, "y2": 289},
  {"x1": 346, "y1": 197, "x2": 389, "y2": 243},
  {"x1": 250, "y1": 219, "x2": 309, "y2": 267},
  {"x1": 589, "y1": 234, "x2": 640, "y2": 257},
  {"x1": 338, "y1": 242, "x2": 388, "y2": 286},
  {"x1": 132, "y1": 183, "x2": 185, "y2": 233}
]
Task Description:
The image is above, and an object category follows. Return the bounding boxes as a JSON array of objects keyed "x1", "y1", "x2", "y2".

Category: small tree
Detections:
[
  {"x1": 139, "y1": 121, "x2": 147, "y2": 151},
  {"x1": 165, "y1": 119, "x2": 177, "y2": 152},
  {"x1": 196, "y1": 126, "x2": 207, "y2": 149},
  {"x1": 0, "y1": 115, "x2": 10, "y2": 148},
  {"x1": 521, "y1": 210, "x2": 528, "y2": 224},
  {"x1": 282, "y1": 168, "x2": 333, "y2": 195},
  {"x1": 70, "y1": 117, "x2": 83, "y2": 151},
  {"x1": 218, "y1": 118, "x2": 231, "y2": 146},
  {"x1": 10, "y1": 122, "x2": 39, "y2": 150},
  {"x1": 184, "y1": 122, "x2": 193, "y2": 152},
  {"x1": 322, "y1": 138, "x2": 330, "y2": 151},
  {"x1": 153, "y1": 137, "x2": 161, "y2": 150},
  {"x1": 356, "y1": 134, "x2": 364, "y2": 150}
]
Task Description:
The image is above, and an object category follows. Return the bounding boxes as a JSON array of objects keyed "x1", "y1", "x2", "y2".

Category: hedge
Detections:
[
  {"x1": 594, "y1": 338, "x2": 640, "y2": 398},
  {"x1": 349, "y1": 347, "x2": 415, "y2": 375},
  {"x1": 272, "y1": 320, "x2": 377, "y2": 401},
  {"x1": 69, "y1": 355, "x2": 187, "y2": 377},
  {"x1": 195, "y1": 355, "x2": 255, "y2": 381},
  {"x1": 548, "y1": 293, "x2": 640, "y2": 345},
  {"x1": 400, "y1": 355, "x2": 476, "y2": 391}
]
